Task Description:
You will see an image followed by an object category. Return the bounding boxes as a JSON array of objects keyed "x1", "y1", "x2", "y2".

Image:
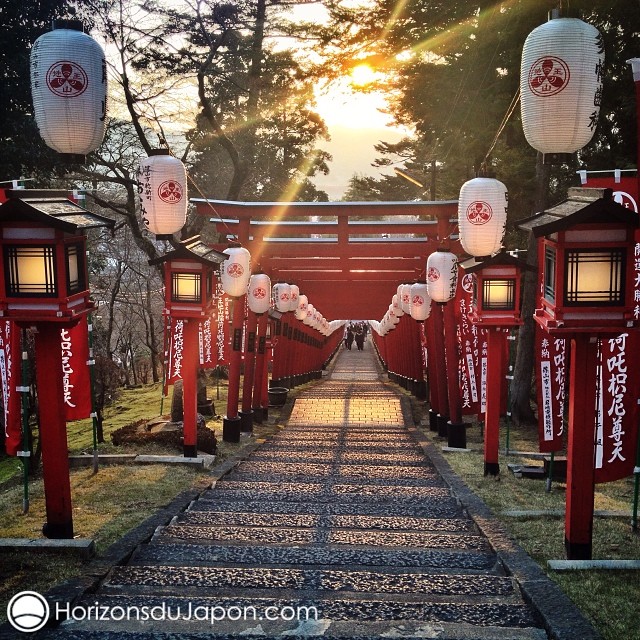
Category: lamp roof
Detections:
[
  {"x1": 518, "y1": 187, "x2": 639, "y2": 237},
  {"x1": 0, "y1": 190, "x2": 115, "y2": 232},
  {"x1": 149, "y1": 235, "x2": 227, "y2": 267},
  {"x1": 459, "y1": 249, "x2": 535, "y2": 273}
]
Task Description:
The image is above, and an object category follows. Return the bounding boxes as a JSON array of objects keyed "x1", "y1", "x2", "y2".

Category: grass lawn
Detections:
[
  {"x1": 0, "y1": 374, "x2": 288, "y2": 622},
  {"x1": 416, "y1": 407, "x2": 640, "y2": 640}
]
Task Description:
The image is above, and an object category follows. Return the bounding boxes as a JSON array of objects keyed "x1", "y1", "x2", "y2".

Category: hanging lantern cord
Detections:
[
  {"x1": 186, "y1": 173, "x2": 237, "y2": 241},
  {"x1": 481, "y1": 87, "x2": 521, "y2": 169}
]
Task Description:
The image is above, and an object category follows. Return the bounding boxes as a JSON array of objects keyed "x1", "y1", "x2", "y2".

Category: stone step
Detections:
[
  {"x1": 47, "y1": 593, "x2": 540, "y2": 633},
  {"x1": 191, "y1": 498, "x2": 464, "y2": 519},
  {"x1": 154, "y1": 524, "x2": 490, "y2": 552},
  {"x1": 104, "y1": 565, "x2": 517, "y2": 598},
  {"x1": 129, "y1": 543, "x2": 499, "y2": 571},
  {"x1": 207, "y1": 482, "x2": 451, "y2": 503},
  {"x1": 251, "y1": 450, "x2": 431, "y2": 465},
  {"x1": 228, "y1": 461, "x2": 441, "y2": 481},
  {"x1": 223, "y1": 471, "x2": 444, "y2": 488},
  {"x1": 173, "y1": 511, "x2": 475, "y2": 533}
]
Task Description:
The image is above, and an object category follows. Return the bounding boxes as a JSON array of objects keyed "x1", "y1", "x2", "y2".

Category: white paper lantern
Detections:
[
  {"x1": 392, "y1": 294, "x2": 404, "y2": 317},
  {"x1": 137, "y1": 151, "x2": 187, "y2": 236},
  {"x1": 458, "y1": 177, "x2": 508, "y2": 257},
  {"x1": 427, "y1": 250, "x2": 458, "y2": 303},
  {"x1": 303, "y1": 304, "x2": 315, "y2": 325},
  {"x1": 400, "y1": 284, "x2": 412, "y2": 314},
  {"x1": 288, "y1": 284, "x2": 299, "y2": 312},
  {"x1": 520, "y1": 13, "x2": 604, "y2": 161},
  {"x1": 247, "y1": 273, "x2": 271, "y2": 315},
  {"x1": 30, "y1": 21, "x2": 107, "y2": 161},
  {"x1": 272, "y1": 282, "x2": 291, "y2": 313},
  {"x1": 220, "y1": 245, "x2": 251, "y2": 297},
  {"x1": 410, "y1": 282, "x2": 432, "y2": 321},
  {"x1": 295, "y1": 294, "x2": 309, "y2": 320}
]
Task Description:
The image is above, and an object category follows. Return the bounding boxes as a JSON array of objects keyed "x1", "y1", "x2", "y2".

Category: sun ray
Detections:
[{"x1": 250, "y1": 150, "x2": 323, "y2": 267}]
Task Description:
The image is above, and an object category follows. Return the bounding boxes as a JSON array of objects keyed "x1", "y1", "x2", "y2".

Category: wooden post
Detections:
[
  {"x1": 223, "y1": 296, "x2": 244, "y2": 442},
  {"x1": 181, "y1": 319, "x2": 199, "y2": 457},
  {"x1": 431, "y1": 303, "x2": 450, "y2": 436},
  {"x1": 252, "y1": 313, "x2": 268, "y2": 423},
  {"x1": 484, "y1": 327, "x2": 505, "y2": 475},
  {"x1": 35, "y1": 323, "x2": 74, "y2": 538},
  {"x1": 425, "y1": 313, "x2": 440, "y2": 431},
  {"x1": 444, "y1": 300, "x2": 465, "y2": 448},
  {"x1": 565, "y1": 333, "x2": 598, "y2": 560},
  {"x1": 240, "y1": 310, "x2": 258, "y2": 432}
]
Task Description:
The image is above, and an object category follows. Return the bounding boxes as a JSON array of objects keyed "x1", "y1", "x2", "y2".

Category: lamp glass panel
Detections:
[
  {"x1": 544, "y1": 246, "x2": 556, "y2": 303},
  {"x1": 66, "y1": 244, "x2": 85, "y2": 294},
  {"x1": 171, "y1": 272, "x2": 201, "y2": 303},
  {"x1": 5, "y1": 245, "x2": 57, "y2": 296},
  {"x1": 564, "y1": 249, "x2": 625, "y2": 305},
  {"x1": 482, "y1": 278, "x2": 516, "y2": 310}
]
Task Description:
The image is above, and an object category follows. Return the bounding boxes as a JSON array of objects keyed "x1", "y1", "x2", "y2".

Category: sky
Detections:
[
  {"x1": 286, "y1": 3, "x2": 409, "y2": 200},
  {"x1": 311, "y1": 84, "x2": 407, "y2": 200}
]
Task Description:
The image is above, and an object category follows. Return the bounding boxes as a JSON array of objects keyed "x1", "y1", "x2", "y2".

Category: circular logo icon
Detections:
[
  {"x1": 252, "y1": 287, "x2": 266, "y2": 299},
  {"x1": 466, "y1": 201, "x2": 493, "y2": 225},
  {"x1": 7, "y1": 591, "x2": 50, "y2": 633},
  {"x1": 46, "y1": 61, "x2": 88, "y2": 97},
  {"x1": 461, "y1": 273, "x2": 474, "y2": 294},
  {"x1": 280, "y1": 293, "x2": 290, "y2": 302},
  {"x1": 528, "y1": 56, "x2": 570, "y2": 97},
  {"x1": 158, "y1": 181, "x2": 183, "y2": 204},
  {"x1": 613, "y1": 190, "x2": 638, "y2": 212},
  {"x1": 412, "y1": 295, "x2": 424, "y2": 306},
  {"x1": 226, "y1": 263, "x2": 244, "y2": 278},
  {"x1": 427, "y1": 267, "x2": 440, "y2": 282}
]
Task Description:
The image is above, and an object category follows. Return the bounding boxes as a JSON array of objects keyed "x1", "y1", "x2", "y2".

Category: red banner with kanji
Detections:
[
  {"x1": 215, "y1": 284, "x2": 231, "y2": 365},
  {"x1": 167, "y1": 317, "x2": 186, "y2": 385},
  {"x1": 61, "y1": 319, "x2": 93, "y2": 421},
  {"x1": 594, "y1": 332, "x2": 640, "y2": 483},
  {"x1": 535, "y1": 325, "x2": 566, "y2": 453},
  {"x1": 456, "y1": 274, "x2": 481, "y2": 415},
  {"x1": 199, "y1": 317, "x2": 215, "y2": 368},
  {"x1": 0, "y1": 321, "x2": 21, "y2": 455}
]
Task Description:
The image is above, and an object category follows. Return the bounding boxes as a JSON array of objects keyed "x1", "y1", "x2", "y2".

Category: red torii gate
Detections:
[
  {"x1": 194, "y1": 199, "x2": 458, "y2": 320},
  {"x1": 194, "y1": 198, "x2": 464, "y2": 446}
]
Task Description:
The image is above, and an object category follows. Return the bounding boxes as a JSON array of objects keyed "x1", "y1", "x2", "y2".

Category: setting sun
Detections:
[{"x1": 350, "y1": 63, "x2": 377, "y2": 87}]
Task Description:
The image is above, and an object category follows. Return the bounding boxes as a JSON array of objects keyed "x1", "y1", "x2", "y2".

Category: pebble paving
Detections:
[{"x1": 43, "y1": 345, "x2": 549, "y2": 639}]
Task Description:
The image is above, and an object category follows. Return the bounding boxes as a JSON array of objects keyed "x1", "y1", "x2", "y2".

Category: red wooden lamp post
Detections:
[
  {"x1": 519, "y1": 187, "x2": 639, "y2": 559},
  {"x1": 0, "y1": 189, "x2": 114, "y2": 538},
  {"x1": 460, "y1": 250, "x2": 530, "y2": 475},
  {"x1": 427, "y1": 248, "x2": 464, "y2": 448},
  {"x1": 241, "y1": 272, "x2": 271, "y2": 432},
  {"x1": 150, "y1": 237, "x2": 225, "y2": 457},
  {"x1": 220, "y1": 243, "x2": 251, "y2": 442}
]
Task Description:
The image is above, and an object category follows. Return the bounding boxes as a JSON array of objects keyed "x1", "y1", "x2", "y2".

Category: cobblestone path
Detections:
[{"x1": 43, "y1": 346, "x2": 552, "y2": 639}]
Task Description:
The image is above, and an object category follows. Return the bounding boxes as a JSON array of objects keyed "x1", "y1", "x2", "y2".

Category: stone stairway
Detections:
[{"x1": 39, "y1": 346, "x2": 549, "y2": 639}]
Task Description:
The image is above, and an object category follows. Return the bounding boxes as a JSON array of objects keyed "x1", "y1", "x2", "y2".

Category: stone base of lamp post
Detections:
[
  {"x1": 239, "y1": 410, "x2": 254, "y2": 433},
  {"x1": 437, "y1": 414, "x2": 449, "y2": 438},
  {"x1": 447, "y1": 422, "x2": 467, "y2": 449},
  {"x1": 223, "y1": 416, "x2": 241, "y2": 443},
  {"x1": 484, "y1": 461, "x2": 500, "y2": 477},
  {"x1": 428, "y1": 409, "x2": 439, "y2": 432}
]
